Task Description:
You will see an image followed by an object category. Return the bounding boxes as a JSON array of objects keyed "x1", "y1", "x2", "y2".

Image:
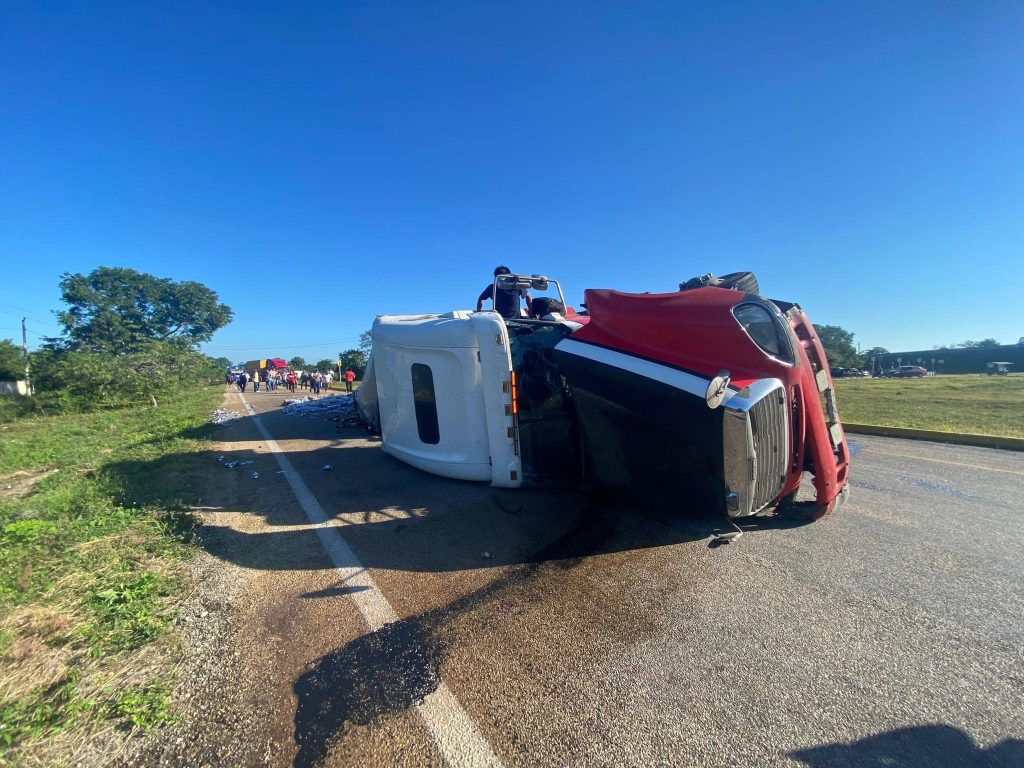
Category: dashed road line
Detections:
[{"x1": 237, "y1": 392, "x2": 505, "y2": 768}]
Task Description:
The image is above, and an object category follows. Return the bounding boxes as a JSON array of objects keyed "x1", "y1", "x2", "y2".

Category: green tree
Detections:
[
  {"x1": 816, "y1": 325, "x2": 861, "y2": 368},
  {"x1": 955, "y1": 338, "x2": 1000, "y2": 348},
  {"x1": 210, "y1": 356, "x2": 232, "y2": 371},
  {"x1": 338, "y1": 349, "x2": 367, "y2": 376},
  {"x1": 49, "y1": 267, "x2": 233, "y2": 353},
  {"x1": 314, "y1": 358, "x2": 335, "y2": 372},
  {"x1": 0, "y1": 339, "x2": 24, "y2": 380},
  {"x1": 359, "y1": 330, "x2": 373, "y2": 354},
  {"x1": 288, "y1": 356, "x2": 307, "y2": 370}
]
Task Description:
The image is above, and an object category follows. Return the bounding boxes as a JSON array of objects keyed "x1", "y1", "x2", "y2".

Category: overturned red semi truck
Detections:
[{"x1": 356, "y1": 273, "x2": 849, "y2": 520}]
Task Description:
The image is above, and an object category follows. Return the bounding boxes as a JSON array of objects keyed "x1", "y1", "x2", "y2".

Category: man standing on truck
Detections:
[{"x1": 476, "y1": 265, "x2": 531, "y2": 319}]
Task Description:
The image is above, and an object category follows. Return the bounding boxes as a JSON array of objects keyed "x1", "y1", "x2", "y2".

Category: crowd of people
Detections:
[{"x1": 226, "y1": 366, "x2": 356, "y2": 396}]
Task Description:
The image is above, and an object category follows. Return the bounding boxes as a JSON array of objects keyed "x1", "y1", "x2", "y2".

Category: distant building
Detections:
[{"x1": 871, "y1": 344, "x2": 1024, "y2": 374}]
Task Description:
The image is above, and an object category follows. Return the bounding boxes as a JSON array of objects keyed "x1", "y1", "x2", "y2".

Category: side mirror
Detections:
[{"x1": 705, "y1": 370, "x2": 730, "y2": 409}]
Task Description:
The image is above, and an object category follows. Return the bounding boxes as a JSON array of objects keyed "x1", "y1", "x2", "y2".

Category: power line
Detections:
[
  {"x1": 0, "y1": 308, "x2": 62, "y2": 331},
  {"x1": 0, "y1": 301, "x2": 58, "y2": 322},
  {"x1": 203, "y1": 337, "x2": 364, "y2": 351}
]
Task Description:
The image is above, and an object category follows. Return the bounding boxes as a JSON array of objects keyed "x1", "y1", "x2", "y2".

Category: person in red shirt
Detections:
[{"x1": 344, "y1": 369, "x2": 356, "y2": 393}]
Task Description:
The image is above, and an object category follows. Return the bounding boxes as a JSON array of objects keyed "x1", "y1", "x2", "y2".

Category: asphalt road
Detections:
[{"x1": 142, "y1": 386, "x2": 1024, "y2": 768}]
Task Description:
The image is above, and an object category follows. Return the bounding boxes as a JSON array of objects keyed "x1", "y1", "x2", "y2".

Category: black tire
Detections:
[
  {"x1": 716, "y1": 271, "x2": 760, "y2": 294},
  {"x1": 679, "y1": 271, "x2": 760, "y2": 294},
  {"x1": 679, "y1": 273, "x2": 713, "y2": 291}
]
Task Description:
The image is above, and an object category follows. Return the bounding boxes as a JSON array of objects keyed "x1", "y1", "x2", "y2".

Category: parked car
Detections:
[
  {"x1": 831, "y1": 367, "x2": 869, "y2": 378},
  {"x1": 883, "y1": 365, "x2": 928, "y2": 378}
]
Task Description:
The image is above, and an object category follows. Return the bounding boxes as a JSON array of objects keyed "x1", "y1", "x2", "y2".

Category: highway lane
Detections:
[{"x1": 206, "y1": 389, "x2": 1024, "y2": 767}]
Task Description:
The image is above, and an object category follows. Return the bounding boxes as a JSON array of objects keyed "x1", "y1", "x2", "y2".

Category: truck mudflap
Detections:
[{"x1": 789, "y1": 308, "x2": 850, "y2": 517}]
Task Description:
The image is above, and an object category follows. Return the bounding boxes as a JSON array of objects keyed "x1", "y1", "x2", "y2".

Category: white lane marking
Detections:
[{"x1": 236, "y1": 392, "x2": 505, "y2": 768}]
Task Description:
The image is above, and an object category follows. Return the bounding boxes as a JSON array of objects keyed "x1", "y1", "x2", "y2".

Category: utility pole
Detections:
[{"x1": 21, "y1": 317, "x2": 31, "y2": 395}]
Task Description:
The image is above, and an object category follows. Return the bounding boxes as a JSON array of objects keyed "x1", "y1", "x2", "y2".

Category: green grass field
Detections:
[
  {"x1": 834, "y1": 374, "x2": 1024, "y2": 438},
  {"x1": 0, "y1": 386, "x2": 222, "y2": 762}
]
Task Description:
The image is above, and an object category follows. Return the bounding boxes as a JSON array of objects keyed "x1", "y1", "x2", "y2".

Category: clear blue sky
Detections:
[{"x1": 2, "y1": 1, "x2": 1022, "y2": 362}]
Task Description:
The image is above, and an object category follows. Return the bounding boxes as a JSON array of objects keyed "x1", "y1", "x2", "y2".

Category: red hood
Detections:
[{"x1": 573, "y1": 287, "x2": 765, "y2": 387}]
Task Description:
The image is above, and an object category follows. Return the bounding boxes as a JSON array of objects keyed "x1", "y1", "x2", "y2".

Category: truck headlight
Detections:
[{"x1": 732, "y1": 303, "x2": 794, "y2": 364}]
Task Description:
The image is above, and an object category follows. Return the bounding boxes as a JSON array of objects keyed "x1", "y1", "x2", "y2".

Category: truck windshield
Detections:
[{"x1": 506, "y1": 321, "x2": 578, "y2": 485}]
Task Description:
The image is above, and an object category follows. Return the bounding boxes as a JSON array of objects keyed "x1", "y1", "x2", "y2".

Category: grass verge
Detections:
[
  {"x1": 0, "y1": 386, "x2": 222, "y2": 765},
  {"x1": 834, "y1": 374, "x2": 1024, "y2": 438}
]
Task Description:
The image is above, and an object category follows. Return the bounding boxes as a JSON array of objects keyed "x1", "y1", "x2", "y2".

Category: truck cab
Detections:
[
  {"x1": 371, "y1": 275, "x2": 579, "y2": 488},
  {"x1": 364, "y1": 273, "x2": 849, "y2": 520}
]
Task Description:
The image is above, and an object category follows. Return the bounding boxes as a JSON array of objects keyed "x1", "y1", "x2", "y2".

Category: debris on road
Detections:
[
  {"x1": 321, "y1": 464, "x2": 332, "y2": 471},
  {"x1": 282, "y1": 394, "x2": 358, "y2": 418},
  {"x1": 212, "y1": 407, "x2": 244, "y2": 425},
  {"x1": 251, "y1": 472, "x2": 260, "y2": 480},
  {"x1": 223, "y1": 460, "x2": 255, "y2": 469}
]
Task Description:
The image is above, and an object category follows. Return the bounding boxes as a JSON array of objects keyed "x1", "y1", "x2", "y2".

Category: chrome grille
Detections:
[{"x1": 748, "y1": 385, "x2": 789, "y2": 512}]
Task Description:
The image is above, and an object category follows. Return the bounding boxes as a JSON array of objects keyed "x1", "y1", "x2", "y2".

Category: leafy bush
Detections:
[
  {"x1": 83, "y1": 572, "x2": 172, "y2": 654},
  {"x1": 113, "y1": 684, "x2": 175, "y2": 730},
  {"x1": 29, "y1": 342, "x2": 219, "y2": 411}
]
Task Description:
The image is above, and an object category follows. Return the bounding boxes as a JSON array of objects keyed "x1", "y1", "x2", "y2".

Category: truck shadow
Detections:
[
  {"x1": 289, "y1": 489, "x2": 820, "y2": 767},
  {"x1": 98, "y1": 405, "x2": 821, "y2": 768},
  {"x1": 790, "y1": 724, "x2": 1023, "y2": 768},
  {"x1": 101, "y1": 434, "x2": 810, "y2": 575}
]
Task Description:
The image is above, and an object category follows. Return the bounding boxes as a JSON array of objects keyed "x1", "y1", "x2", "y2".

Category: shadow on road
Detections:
[
  {"x1": 103, "y1": 390, "x2": 814, "y2": 574},
  {"x1": 100, "y1": 391, "x2": 822, "y2": 767},
  {"x1": 791, "y1": 724, "x2": 1024, "y2": 768}
]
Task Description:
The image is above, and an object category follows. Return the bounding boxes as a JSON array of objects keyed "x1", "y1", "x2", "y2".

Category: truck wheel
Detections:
[
  {"x1": 716, "y1": 271, "x2": 760, "y2": 294},
  {"x1": 679, "y1": 271, "x2": 760, "y2": 294}
]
